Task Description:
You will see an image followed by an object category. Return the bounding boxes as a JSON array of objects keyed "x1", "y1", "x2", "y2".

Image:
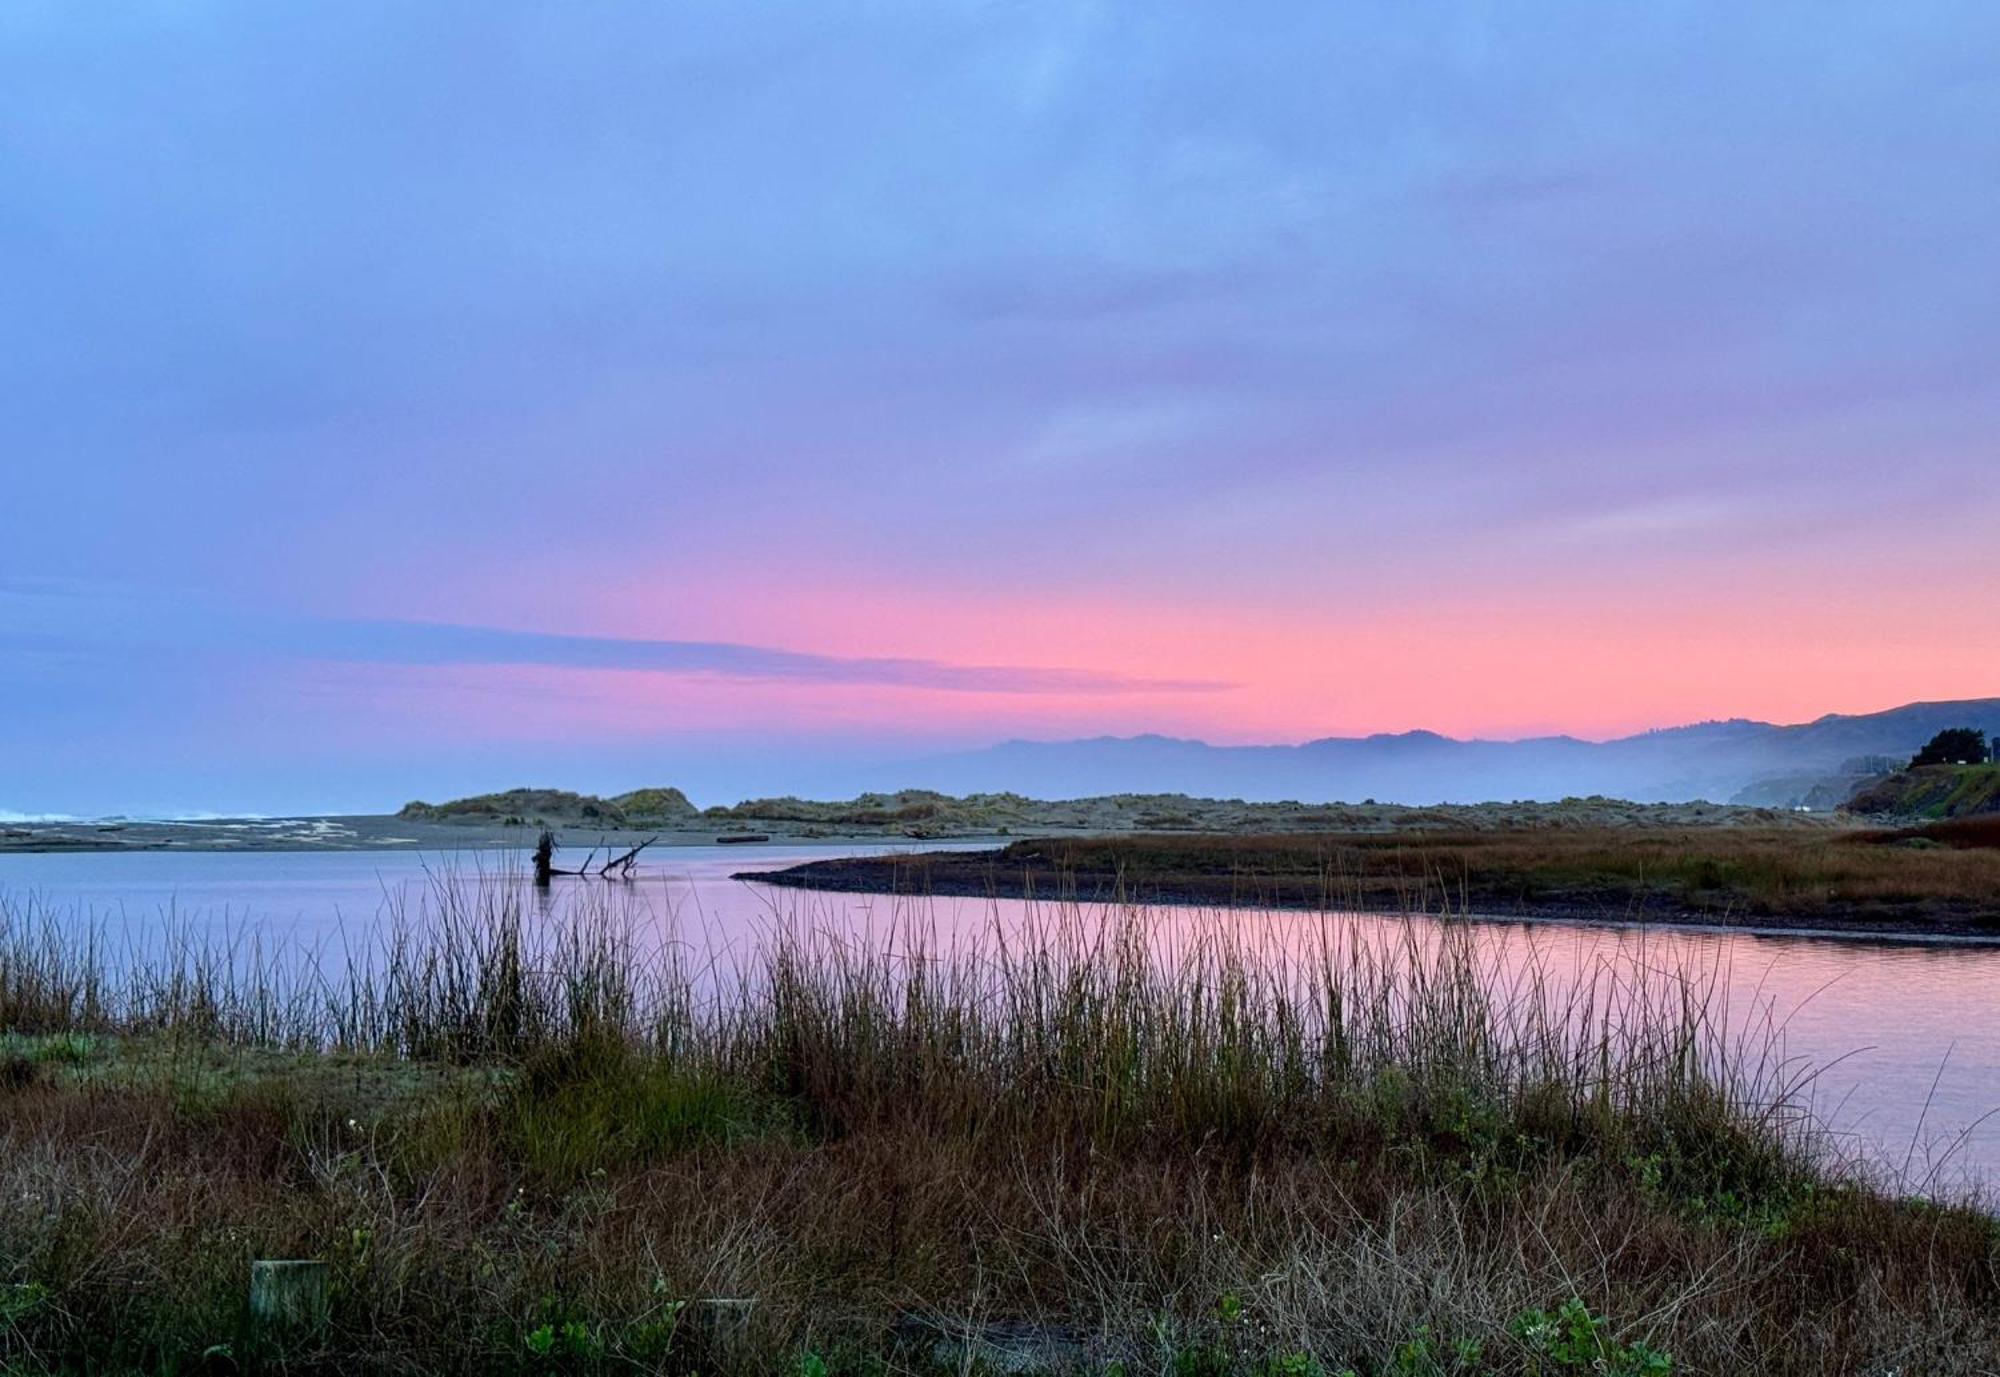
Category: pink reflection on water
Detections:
[{"x1": 5, "y1": 844, "x2": 1999, "y2": 1198}]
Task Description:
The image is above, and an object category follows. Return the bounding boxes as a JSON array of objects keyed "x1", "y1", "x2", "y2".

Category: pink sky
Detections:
[
  {"x1": 5, "y1": 4, "x2": 1999, "y2": 813},
  {"x1": 307, "y1": 558, "x2": 2000, "y2": 752}
]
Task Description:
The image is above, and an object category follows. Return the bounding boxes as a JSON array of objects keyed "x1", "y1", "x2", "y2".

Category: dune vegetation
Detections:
[
  {"x1": 398, "y1": 788, "x2": 699, "y2": 829},
  {"x1": 392, "y1": 786, "x2": 1838, "y2": 841},
  {"x1": 1, "y1": 876, "x2": 1997, "y2": 1375}
]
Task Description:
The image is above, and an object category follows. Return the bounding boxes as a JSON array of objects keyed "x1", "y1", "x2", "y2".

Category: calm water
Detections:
[{"x1": 4, "y1": 844, "x2": 1999, "y2": 1195}]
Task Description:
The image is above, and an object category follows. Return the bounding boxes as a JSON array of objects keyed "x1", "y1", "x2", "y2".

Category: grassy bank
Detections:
[
  {"x1": 756, "y1": 827, "x2": 2000, "y2": 934},
  {"x1": 1850, "y1": 765, "x2": 2000, "y2": 822},
  {"x1": 1, "y1": 882, "x2": 1997, "y2": 1374}
]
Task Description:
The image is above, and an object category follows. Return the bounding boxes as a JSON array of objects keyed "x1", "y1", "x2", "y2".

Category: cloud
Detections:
[
  {"x1": 293, "y1": 619, "x2": 1233, "y2": 696},
  {"x1": 0, "y1": 581, "x2": 1230, "y2": 697},
  {"x1": 1014, "y1": 397, "x2": 1241, "y2": 472},
  {"x1": 1555, "y1": 495, "x2": 1753, "y2": 544}
]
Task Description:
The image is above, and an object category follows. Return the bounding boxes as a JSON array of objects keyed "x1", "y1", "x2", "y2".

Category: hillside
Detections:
[
  {"x1": 1846, "y1": 764, "x2": 2000, "y2": 820},
  {"x1": 399, "y1": 786, "x2": 697, "y2": 828}
]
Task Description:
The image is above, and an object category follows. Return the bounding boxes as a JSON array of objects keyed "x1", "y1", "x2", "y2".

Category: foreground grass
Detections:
[
  {"x1": 761, "y1": 827, "x2": 2000, "y2": 933},
  {"x1": 0, "y1": 882, "x2": 1997, "y2": 1374}
]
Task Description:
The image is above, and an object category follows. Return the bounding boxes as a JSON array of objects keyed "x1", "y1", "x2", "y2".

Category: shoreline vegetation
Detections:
[
  {"x1": 14, "y1": 752, "x2": 1997, "y2": 861},
  {"x1": 3, "y1": 881, "x2": 1999, "y2": 1373},
  {"x1": 0, "y1": 790, "x2": 1843, "y2": 856},
  {"x1": 752, "y1": 822, "x2": 2000, "y2": 939},
  {"x1": 9, "y1": 728, "x2": 1995, "y2": 859}
]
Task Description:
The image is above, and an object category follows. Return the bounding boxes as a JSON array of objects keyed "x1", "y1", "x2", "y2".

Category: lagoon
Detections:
[{"x1": 5, "y1": 843, "x2": 1999, "y2": 1195}]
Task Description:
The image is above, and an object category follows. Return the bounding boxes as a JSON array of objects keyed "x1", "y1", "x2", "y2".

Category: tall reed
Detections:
[
  {"x1": 2, "y1": 873, "x2": 1995, "y2": 1374},
  {"x1": 0, "y1": 872, "x2": 1825, "y2": 1172}
]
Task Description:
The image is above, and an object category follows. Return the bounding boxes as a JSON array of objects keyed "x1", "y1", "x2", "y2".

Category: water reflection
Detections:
[{"x1": 3, "y1": 843, "x2": 1997, "y2": 1195}]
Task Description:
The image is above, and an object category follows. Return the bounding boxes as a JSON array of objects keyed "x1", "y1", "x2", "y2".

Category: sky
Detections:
[{"x1": 4, "y1": 2, "x2": 2000, "y2": 815}]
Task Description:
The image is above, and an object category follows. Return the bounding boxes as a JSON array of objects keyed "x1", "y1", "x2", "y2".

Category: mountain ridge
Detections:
[{"x1": 892, "y1": 698, "x2": 2000, "y2": 807}]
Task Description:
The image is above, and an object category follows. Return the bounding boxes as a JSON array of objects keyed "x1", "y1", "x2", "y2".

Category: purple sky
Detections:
[{"x1": 4, "y1": 4, "x2": 1999, "y2": 815}]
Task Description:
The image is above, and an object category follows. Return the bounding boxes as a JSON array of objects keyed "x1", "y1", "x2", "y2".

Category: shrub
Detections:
[{"x1": 1912, "y1": 728, "x2": 1989, "y2": 768}]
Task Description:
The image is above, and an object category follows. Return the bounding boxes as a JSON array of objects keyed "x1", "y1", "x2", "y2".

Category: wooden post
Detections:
[
  {"x1": 249, "y1": 1259, "x2": 329, "y2": 1336},
  {"x1": 533, "y1": 829, "x2": 555, "y2": 887}
]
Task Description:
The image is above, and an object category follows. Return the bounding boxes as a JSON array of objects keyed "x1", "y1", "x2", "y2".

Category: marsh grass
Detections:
[
  {"x1": 846, "y1": 828, "x2": 2000, "y2": 928},
  {"x1": 0, "y1": 876, "x2": 1996, "y2": 1374}
]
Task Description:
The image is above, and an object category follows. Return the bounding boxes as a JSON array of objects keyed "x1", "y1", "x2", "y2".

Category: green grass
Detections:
[
  {"x1": 1849, "y1": 763, "x2": 2000, "y2": 821},
  {"x1": 1938, "y1": 764, "x2": 2000, "y2": 817},
  {"x1": 505, "y1": 1039, "x2": 790, "y2": 1179}
]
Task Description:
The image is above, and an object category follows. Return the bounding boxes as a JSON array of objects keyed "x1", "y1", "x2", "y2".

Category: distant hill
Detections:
[
  {"x1": 400, "y1": 786, "x2": 697, "y2": 827},
  {"x1": 891, "y1": 699, "x2": 2000, "y2": 807}
]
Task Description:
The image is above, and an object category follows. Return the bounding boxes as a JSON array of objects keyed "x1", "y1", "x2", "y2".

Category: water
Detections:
[{"x1": 5, "y1": 844, "x2": 1999, "y2": 1195}]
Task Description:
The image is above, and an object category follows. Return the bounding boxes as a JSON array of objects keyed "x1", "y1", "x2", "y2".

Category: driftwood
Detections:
[
  {"x1": 533, "y1": 829, "x2": 656, "y2": 884},
  {"x1": 598, "y1": 836, "x2": 658, "y2": 878}
]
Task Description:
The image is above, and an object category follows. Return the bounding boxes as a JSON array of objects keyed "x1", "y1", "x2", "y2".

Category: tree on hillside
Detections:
[{"x1": 1911, "y1": 728, "x2": 1989, "y2": 768}]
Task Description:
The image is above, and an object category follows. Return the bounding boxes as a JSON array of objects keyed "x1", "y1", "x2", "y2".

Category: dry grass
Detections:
[{"x1": 0, "y1": 878, "x2": 1996, "y2": 1375}]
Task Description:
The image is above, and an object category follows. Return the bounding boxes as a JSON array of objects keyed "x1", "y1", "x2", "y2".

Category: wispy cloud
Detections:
[
  {"x1": 0, "y1": 581, "x2": 1229, "y2": 697},
  {"x1": 291, "y1": 620, "x2": 1231, "y2": 695},
  {"x1": 1554, "y1": 494, "x2": 1752, "y2": 544}
]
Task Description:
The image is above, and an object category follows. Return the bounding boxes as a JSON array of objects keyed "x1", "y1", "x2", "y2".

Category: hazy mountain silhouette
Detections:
[{"x1": 897, "y1": 699, "x2": 2000, "y2": 806}]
